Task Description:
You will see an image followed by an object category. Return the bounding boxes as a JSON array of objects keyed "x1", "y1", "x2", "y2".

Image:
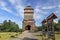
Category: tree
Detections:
[
  {"x1": 1, "y1": 20, "x2": 20, "y2": 32},
  {"x1": 0, "y1": 25, "x2": 2, "y2": 31},
  {"x1": 54, "y1": 23, "x2": 58, "y2": 31},
  {"x1": 57, "y1": 19, "x2": 60, "y2": 31},
  {"x1": 54, "y1": 19, "x2": 60, "y2": 32},
  {"x1": 2, "y1": 20, "x2": 8, "y2": 31},
  {"x1": 37, "y1": 26, "x2": 42, "y2": 31}
]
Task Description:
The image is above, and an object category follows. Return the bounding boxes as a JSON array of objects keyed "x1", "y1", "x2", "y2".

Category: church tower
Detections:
[{"x1": 23, "y1": 5, "x2": 37, "y2": 32}]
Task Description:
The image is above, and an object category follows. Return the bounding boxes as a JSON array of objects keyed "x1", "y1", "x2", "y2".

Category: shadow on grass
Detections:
[
  {"x1": 23, "y1": 37, "x2": 38, "y2": 40},
  {"x1": 35, "y1": 34, "x2": 42, "y2": 36}
]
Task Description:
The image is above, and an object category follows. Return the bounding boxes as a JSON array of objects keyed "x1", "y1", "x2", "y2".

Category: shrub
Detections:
[
  {"x1": 10, "y1": 35, "x2": 15, "y2": 38},
  {"x1": 0, "y1": 36, "x2": 1, "y2": 38},
  {"x1": 9, "y1": 33, "x2": 11, "y2": 35},
  {"x1": 55, "y1": 32, "x2": 60, "y2": 34},
  {"x1": 40, "y1": 34, "x2": 42, "y2": 36},
  {"x1": 36, "y1": 34, "x2": 42, "y2": 36},
  {"x1": 16, "y1": 34, "x2": 18, "y2": 36}
]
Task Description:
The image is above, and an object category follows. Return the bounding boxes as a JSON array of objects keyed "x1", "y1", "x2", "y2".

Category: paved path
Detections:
[{"x1": 12, "y1": 31, "x2": 39, "y2": 40}]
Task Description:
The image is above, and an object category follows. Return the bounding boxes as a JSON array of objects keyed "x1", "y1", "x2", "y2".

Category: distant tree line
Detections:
[
  {"x1": 0, "y1": 20, "x2": 22, "y2": 32},
  {"x1": 38, "y1": 19, "x2": 60, "y2": 32},
  {"x1": 54, "y1": 19, "x2": 60, "y2": 32}
]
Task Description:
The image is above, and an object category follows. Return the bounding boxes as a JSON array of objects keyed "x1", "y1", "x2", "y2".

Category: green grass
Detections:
[
  {"x1": 0, "y1": 32, "x2": 60, "y2": 40},
  {"x1": 0, "y1": 32, "x2": 20, "y2": 40},
  {"x1": 36, "y1": 33, "x2": 60, "y2": 40},
  {"x1": 55, "y1": 34, "x2": 60, "y2": 40}
]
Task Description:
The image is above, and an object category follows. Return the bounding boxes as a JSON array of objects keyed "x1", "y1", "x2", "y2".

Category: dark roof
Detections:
[
  {"x1": 41, "y1": 19, "x2": 46, "y2": 23},
  {"x1": 24, "y1": 5, "x2": 34, "y2": 10},
  {"x1": 47, "y1": 13, "x2": 57, "y2": 20}
]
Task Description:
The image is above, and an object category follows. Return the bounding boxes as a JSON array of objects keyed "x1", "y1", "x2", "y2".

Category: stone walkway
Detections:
[{"x1": 12, "y1": 31, "x2": 39, "y2": 40}]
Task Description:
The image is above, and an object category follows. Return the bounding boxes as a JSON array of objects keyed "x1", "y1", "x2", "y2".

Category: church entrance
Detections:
[{"x1": 25, "y1": 25, "x2": 31, "y2": 30}]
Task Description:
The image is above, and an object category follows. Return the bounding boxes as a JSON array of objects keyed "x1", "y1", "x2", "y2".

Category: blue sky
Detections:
[{"x1": 0, "y1": 0, "x2": 60, "y2": 28}]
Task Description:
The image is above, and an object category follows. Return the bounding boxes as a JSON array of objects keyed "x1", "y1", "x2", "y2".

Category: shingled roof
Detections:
[{"x1": 47, "y1": 13, "x2": 57, "y2": 20}]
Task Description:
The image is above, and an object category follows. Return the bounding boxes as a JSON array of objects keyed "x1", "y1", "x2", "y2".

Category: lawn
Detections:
[
  {"x1": 55, "y1": 33, "x2": 60, "y2": 40},
  {"x1": 36, "y1": 33, "x2": 60, "y2": 40},
  {"x1": 0, "y1": 32, "x2": 60, "y2": 40},
  {"x1": 0, "y1": 32, "x2": 21, "y2": 40}
]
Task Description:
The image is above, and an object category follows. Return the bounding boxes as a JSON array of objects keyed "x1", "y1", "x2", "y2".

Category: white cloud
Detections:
[
  {"x1": 34, "y1": 5, "x2": 48, "y2": 14},
  {"x1": 34, "y1": 15, "x2": 42, "y2": 19},
  {"x1": 54, "y1": 20, "x2": 58, "y2": 23},
  {"x1": 55, "y1": 10, "x2": 59, "y2": 13},
  {"x1": 16, "y1": 5, "x2": 24, "y2": 18},
  {"x1": 34, "y1": 5, "x2": 49, "y2": 22},
  {"x1": 9, "y1": 0, "x2": 23, "y2": 5},
  {"x1": 17, "y1": 21, "x2": 22, "y2": 28},
  {"x1": 54, "y1": 8, "x2": 60, "y2": 15},
  {"x1": 9, "y1": 0, "x2": 24, "y2": 18},
  {"x1": 58, "y1": 4, "x2": 60, "y2": 8},
  {"x1": 34, "y1": 5, "x2": 40, "y2": 13},
  {"x1": 1, "y1": 7, "x2": 13, "y2": 13},
  {"x1": 42, "y1": 6, "x2": 56, "y2": 9},
  {"x1": 16, "y1": 5, "x2": 24, "y2": 12},
  {"x1": 0, "y1": 13, "x2": 10, "y2": 22},
  {"x1": 0, "y1": 1, "x2": 16, "y2": 15},
  {"x1": 0, "y1": 1, "x2": 6, "y2": 7},
  {"x1": 35, "y1": 8, "x2": 48, "y2": 14},
  {"x1": 0, "y1": 0, "x2": 25, "y2": 28},
  {"x1": 34, "y1": 8, "x2": 40, "y2": 13},
  {"x1": 34, "y1": 5, "x2": 48, "y2": 20},
  {"x1": 0, "y1": 0, "x2": 25, "y2": 18},
  {"x1": 9, "y1": 0, "x2": 16, "y2": 5}
]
